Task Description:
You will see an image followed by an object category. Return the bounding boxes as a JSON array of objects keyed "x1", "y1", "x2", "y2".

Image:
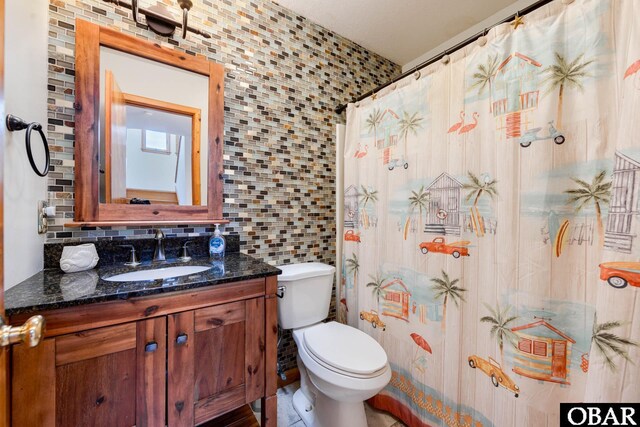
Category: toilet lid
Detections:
[
  {"x1": 277, "y1": 262, "x2": 335, "y2": 282},
  {"x1": 303, "y1": 322, "x2": 387, "y2": 375}
]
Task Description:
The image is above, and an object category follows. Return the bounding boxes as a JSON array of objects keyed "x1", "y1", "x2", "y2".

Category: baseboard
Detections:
[{"x1": 277, "y1": 367, "x2": 300, "y2": 389}]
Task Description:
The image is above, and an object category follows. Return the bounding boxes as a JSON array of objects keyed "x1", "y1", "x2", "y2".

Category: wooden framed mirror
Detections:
[{"x1": 72, "y1": 19, "x2": 224, "y2": 226}]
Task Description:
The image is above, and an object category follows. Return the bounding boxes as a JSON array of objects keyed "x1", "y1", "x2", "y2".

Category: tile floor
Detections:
[{"x1": 273, "y1": 382, "x2": 406, "y2": 427}]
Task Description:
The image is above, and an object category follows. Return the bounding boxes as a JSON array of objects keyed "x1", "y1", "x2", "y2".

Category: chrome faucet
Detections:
[
  {"x1": 119, "y1": 245, "x2": 140, "y2": 266},
  {"x1": 153, "y1": 229, "x2": 166, "y2": 261}
]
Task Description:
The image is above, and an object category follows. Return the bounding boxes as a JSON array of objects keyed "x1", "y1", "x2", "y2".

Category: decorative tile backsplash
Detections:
[
  {"x1": 46, "y1": 0, "x2": 400, "y2": 370},
  {"x1": 43, "y1": 234, "x2": 241, "y2": 269}
]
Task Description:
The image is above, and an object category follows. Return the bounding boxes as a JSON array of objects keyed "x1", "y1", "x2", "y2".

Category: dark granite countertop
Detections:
[{"x1": 5, "y1": 253, "x2": 281, "y2": 316}]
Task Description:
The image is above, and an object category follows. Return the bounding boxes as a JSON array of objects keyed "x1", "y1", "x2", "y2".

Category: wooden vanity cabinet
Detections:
[{"x1": 9, "y1": 277, "x2": 278, "y2": 427}]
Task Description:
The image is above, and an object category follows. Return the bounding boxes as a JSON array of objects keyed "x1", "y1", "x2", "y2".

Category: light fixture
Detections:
[{"x1": 103, "y1": 0, "x2": 210, "y2": 40}]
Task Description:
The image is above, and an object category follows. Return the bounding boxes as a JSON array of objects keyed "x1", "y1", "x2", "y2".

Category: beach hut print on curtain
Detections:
[
  {"x1": 376, "y1": 109, "x2": 400, "y2": 149},
  {"x1": 424, "y1": 172, "x2": 462, "y2": 236},
  {"x1": 605, "y1": 152, "x2": 640, "y2": 253},
  {"x1": 376, "y1": 109, "x2": 403, "y2": 166},
  {"x1": 511, "y1": 320, "x2": 576, "y2": 384},
  {"x1": 381, "y1": 279, "x2": 411, "y2": 321},
  {"x1": 492, "y1": 52, "x2": 541, "y2": 139},
  {"x1": 344, "y1": 185, "x2": 360, "y2": 229}
]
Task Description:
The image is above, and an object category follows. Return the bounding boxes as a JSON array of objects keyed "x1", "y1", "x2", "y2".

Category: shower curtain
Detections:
[{"x1": 340, "y1": 1, "x2": 640, "y2": 426}]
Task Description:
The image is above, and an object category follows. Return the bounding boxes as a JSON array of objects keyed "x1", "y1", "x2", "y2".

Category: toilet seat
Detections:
[{"x1": 302, "y1": 322, "x2": 388, "y2": 379}]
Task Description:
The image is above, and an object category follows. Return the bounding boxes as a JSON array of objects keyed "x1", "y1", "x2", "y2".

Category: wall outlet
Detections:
[{"x1": 37, "y1": 200, "x2": 55, "y2": 234}]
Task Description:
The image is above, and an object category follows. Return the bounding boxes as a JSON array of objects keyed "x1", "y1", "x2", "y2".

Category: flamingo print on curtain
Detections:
[{"x1": 340, "y1": 1, "x2": 640, "y2": 426}]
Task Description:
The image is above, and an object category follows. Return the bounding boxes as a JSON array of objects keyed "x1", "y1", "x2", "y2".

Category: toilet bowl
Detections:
[{"x1": 277, "y1": 263, "x2": 391, "y2": 427}]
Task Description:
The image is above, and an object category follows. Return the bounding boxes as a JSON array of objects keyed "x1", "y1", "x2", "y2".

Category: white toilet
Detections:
[{"x1": 277, "y1": 262, "x2": 391, "y2": 427}]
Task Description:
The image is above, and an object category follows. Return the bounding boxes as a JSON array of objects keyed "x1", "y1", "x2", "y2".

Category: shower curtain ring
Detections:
[
  {"x1": 478, "y1": 28, "x2": 489, "y2": 46},
  {"x1": 441, "y1": 50, "x2": 451, "y2": 65},
  {"x1": 511, "y1": 11, "x2": 525, "y2": 29}
]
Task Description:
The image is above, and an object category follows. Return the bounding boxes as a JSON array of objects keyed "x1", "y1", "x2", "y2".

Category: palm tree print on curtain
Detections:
[
  {"x1": 342, "y1": 253, "x2": 360, "y2": 323},
  {"x1": 404, "y1": 185, "x2": 430, "y2": 240},
  {"x1": 398, "y1": 111, "x2": 424, "y2": 158},
  {"x1": 470, "y1": 54, "x2": 499, "y2": 113},
  {"x1": 462, "y1": 172, "x2": 498, "y2": 236},
  {"x1": 480, "y1": 303, "x2": 519, "y2": 366},
  {"x1": 542, "y1": 52, "x2": 594, "y2": 129},
  {"x1": 365, "y1": 108, "x2": 383, "y2": 147},
  {"x1": 359, "y1": 185, "x2": 378, "y2": 228},
  {"x1": 431, "y1": 270, "x2": 466, "y2": 333},
  {"x1": 366, "y1": 273, "x2": 387, "y2": 313},
  {"x1": 564, "y1": 170, "x2": 611, "y2": 247},
  {"x1": 345, "y1": 253, "x2": 360, "y2": 287},
  {"x1": 590, "y1": 313, "x2": 638, "y2": 372}
]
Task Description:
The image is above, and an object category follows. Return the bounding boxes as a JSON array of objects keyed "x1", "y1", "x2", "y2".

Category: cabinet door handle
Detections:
[
  {"x1": 145, "y1": 341, "x2": 158, "y2": 353},
  {"x1": 175, "y1": 333, "x2": 188, "y2": 346}
]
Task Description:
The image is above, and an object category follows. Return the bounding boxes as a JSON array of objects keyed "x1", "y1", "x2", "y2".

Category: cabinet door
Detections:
[
  {"x1": 168, "y1": 298, "x2": 265, "y2": 426},
  {"x1": 167, "y1": 310, "x2": 195, "y2": 426},
  {"x1": 11, "y1": 318, "x2": 166, "y2": 427},
  {"x1": 136, "y1": 317, "x2": 167, "y2": 427},
  {"x1": 54, "y1": 323, "x2": 138, "y2": 426}
]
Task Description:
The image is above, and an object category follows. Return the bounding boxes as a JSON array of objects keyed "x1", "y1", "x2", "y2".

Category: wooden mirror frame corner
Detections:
[{"x1": 73, "y1": 19, "x2": 224, "y2": 225}]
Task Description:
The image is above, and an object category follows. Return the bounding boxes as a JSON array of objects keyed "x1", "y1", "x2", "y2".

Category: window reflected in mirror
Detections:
[{"x1": 141, "y1": 129, "x2": 173, "y2": 154}]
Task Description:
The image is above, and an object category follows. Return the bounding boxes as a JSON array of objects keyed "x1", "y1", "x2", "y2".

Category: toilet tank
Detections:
[{"x1": 277, "y1": 262, "x2": 336, "y2": 329}]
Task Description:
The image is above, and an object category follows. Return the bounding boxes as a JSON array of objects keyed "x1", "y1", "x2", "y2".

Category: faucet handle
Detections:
[
  {"x1": 179, "y1": 241, "x2": 194, "y2": 262},
  {"x1": 119, "y1": 245, "x2": 140, "y2": 266},
  {"x1": 154, "y1": 229, "x2": 165, "y2": 240}
]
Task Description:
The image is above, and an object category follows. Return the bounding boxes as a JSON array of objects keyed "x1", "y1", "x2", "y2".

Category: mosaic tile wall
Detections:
[{"x1": 46, "y1": 0, "x2": 400, "y2": 371}]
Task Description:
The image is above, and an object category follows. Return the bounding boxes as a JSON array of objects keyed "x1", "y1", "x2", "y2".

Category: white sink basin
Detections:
[{"x1": 103, "y1": 265, "x2": 212, "y2": 282}]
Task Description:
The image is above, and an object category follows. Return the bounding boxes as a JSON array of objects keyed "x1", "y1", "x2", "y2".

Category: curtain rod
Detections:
[{"x1": 334, "y1": 0, "x2": 559, "y2": 114}]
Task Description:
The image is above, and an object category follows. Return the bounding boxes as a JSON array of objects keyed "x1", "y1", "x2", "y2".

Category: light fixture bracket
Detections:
[{"x1": 104, "y1": 0, "x2": 210, "y2": 40}]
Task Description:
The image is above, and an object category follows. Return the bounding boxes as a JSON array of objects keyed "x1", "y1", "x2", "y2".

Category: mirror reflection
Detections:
[{"x1": 99, "y1": 47, "x2": 209, "y2": 206}]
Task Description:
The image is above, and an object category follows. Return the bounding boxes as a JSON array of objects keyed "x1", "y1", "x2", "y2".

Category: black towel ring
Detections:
[{"x1": 5, "y1": 114, "x2": 50, "y2": 177}]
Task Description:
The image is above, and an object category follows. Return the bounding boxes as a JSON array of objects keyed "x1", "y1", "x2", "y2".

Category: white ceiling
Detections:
[{"x1": 273, "y1": 0, "x2": 519, "y2": 66}]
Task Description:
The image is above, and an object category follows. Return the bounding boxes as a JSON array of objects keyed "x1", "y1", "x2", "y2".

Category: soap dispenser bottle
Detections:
[{"x1": 209, "y1": 224, "x2": 226, "y2": 260}]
